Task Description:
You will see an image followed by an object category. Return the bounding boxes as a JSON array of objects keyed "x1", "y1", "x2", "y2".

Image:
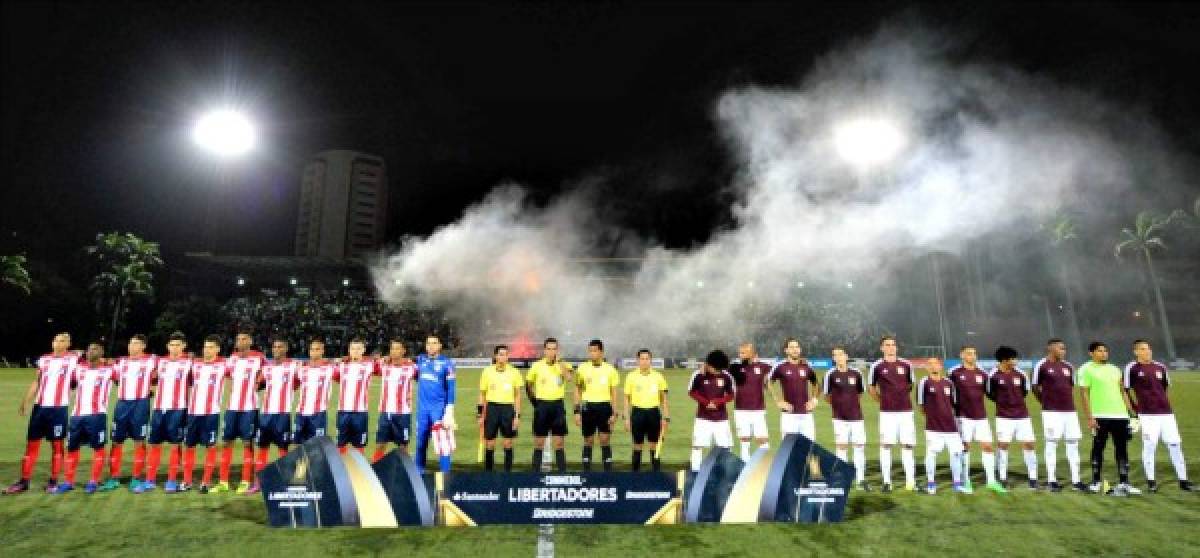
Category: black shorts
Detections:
[
  {"x1": 375, "y1": 412, "x2": 412, "y2": 445},
  {"x1": 147, "y1": 409, "x2": 187, "y2": 445},
  {"x1": 222, "y1": 410, "x2": 258, "y2": 442},
  {"x1": 533, "y1": 400, "x2": 567, "y2": 437},
  {"x1": 111, "y1": 398, "x2": 151, "y2": 443},
  {"x1": 630, "y1": 407, "x2": 662, "y2": 445},
  {"x1": 26, "y1": 405, "x2": 68, "y2": 441},
  {"x1": 256, "y1": 413, "x2": 292, "y2": 448},
  {"x1": 185, "y1": 414, "x2": 220, "y2": 447},
  {"x1": 484, "y1": 403, "x2": 517, "y2": 440},
  {"x1": 67, "y1": 414, "x2": 108, "y2": 451},
  {"x1": 337, "y1": 411, "x2": 369, "y2": 448},
  {"x1": 580, "y1": 402, "x2": 613, "y2": 437}
]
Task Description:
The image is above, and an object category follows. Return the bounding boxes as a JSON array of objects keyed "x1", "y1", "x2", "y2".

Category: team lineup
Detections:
[{"x1": 4, "y1": 330, "x2": 1193, "y2": 498}]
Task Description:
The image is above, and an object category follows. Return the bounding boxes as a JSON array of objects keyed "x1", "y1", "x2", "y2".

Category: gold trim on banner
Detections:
[
  {"x1": 645, "y1": 499, "x2": 682, "y2": 525},
  {"x1": 339, "y1": 451, "x2": 400, "y2": 528},
  {"x1": 440, "y1": 500, "x2": 478, "y2": 527},
  {"x1": 720, "y1": 447, "x2": 775, "y2": 523}
]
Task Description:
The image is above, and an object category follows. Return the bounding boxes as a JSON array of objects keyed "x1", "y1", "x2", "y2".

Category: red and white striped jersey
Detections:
[
  {"x1": 72, "y1": 361, "x2": 115, "y2": 416},
  {"x1": 335, "y1": 359, "x2": 378, "y2": 413},
  {"x1": 227, "y1": 351, "x2": 265, "y2": 412},
  {"x1": 379, "y1": 359, "x2": 417, "y2": 414},
  {"x1": 115, "y1": 355, "x2": 158, "y2": 401},
  {"x1": 189, "y1": 358, "x2": 230, "y2": 416},
  {"x1": 34, "y1": 353, "x2": 79, "y2": 407},
  {"x1": 296, "y1": 360, "x2": 336, "y2": 415},
  {"x1": 260, "y1": 359, "x2": 299, "y2": 414},
  {"x1": 153, "y1": 357, "x2": 192, "y2": 411}
]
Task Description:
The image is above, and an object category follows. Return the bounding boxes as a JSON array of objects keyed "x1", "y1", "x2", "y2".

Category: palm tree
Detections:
[
  {"x1": 87, "y1": 232, "x2": 163, "y2": 353},
  {"x1": 2, "y1": 254, "x2": 32, "y2": 294},
  {"x1": 1115, "y1": 210, "x2": 1186, "y2": 361},
  {"x1": 1045, "y1": 213, "x2": 1083, "y2": 356}
]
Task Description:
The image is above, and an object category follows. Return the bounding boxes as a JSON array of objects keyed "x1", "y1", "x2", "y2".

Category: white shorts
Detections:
[
  {"x1": 879, "y1": 411, "x2": 916, "y2": 445},
  {"x1": 734, "y1": 410, "x2": 769, "y2": 439},
  {"x1": 957, "y1": 418, "x2": 993, "y2": 444},
  {"x1": 693, "y1": 419, "x2": 733, "y2": 448},
  {"x1": 780, "y1": 413, "x2": 815, "y2": 440},
  {"x1": 832, "y1": 419, "x2": 866, "y2": 445},
  {"x1": 1140, "y1": 414, "x2": 1181, "y2": 445},
  {"x1": 1041, "y1": 411, "x2": 1082, "y2": 441},
  {"x1": 925, "y1": 431, "x2": 964, "y2": 454},
  {"x1": 995, "y1": 418, "x2": 1036, "y2": 443}
]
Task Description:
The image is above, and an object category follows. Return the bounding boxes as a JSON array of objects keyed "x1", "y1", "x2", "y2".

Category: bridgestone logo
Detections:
[
  {"x1": 624, "y1": 491, "x2": 671, "y2": 500},
  {"x1": 532, "y1": 508, "x2": 594, "y2": 519},
  {"x1": 509, "y1": 487, "x2": 618, "y2": 502}
]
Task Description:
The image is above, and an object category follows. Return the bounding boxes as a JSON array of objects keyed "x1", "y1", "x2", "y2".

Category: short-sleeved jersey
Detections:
[
  {"x1": 769, "y1": 361, "x2": 818, "y2": 415},
  {"x1": 1077, "y1": 361, "x2": 1126, "y2": 419},
  {"x1": 1124, "y1": 360, "x2": 1172, "y2": 415},
  {"x1": 227, "y1": 351, "x2": 266, "y2": 412},
  {"x1": 987, "y1": 368, "x2": 1030, "y2": 419},
  {"x1": 527, "y1": 359, "x2": 573, "y2": 401},
  {"x1": 918, "y1": 376, "x2": 958, "y2": 433},
  {"x1": 260, "y1": 359, "x2": 299, "y2": 414},
  {"x1": 72, "y1": 361, "x2": 115, "y2": 416},
  {"x1": 730, "y1": 359, "x2": 772, "y2": 411},
  {"x1": 1032, "y1": 358, "x2": 1076, "y2": 412},
  {"x1": 296, "y1": 360, "x2": 336, "y2": 415},
  {"x1": 416, "y1": 354, "x2": 457, "y2": 408},
  {"x1": 480, "y1": 364, "x2": 524, "y2": 404},
  {"x1": 689, "y1": 370, "x2": 735, "y2": 421},
  {"x1": 379, "y1": 359, "x2": 417, "y2": 414},
  {"x1": 625, "y1": 369, "x2": 668, "y2": 409},
  {"x1": 948, "y1": 365, "x2": 988, "y2": 420},
  {"x1": 823, "y1": 367, "x2": 864, "y2": 421},
  {"x1": 153, "y1": 356, "x2": 192, "y2": 411},
  {"x1": 576, "y1": 361, "x2": 620, "y2": 403},
  {"x1": 869, "y1": 359, "x2": 915, "y2": 412},
  {"x1": 114, "y1": 355, "x2": 158, "y2": 401},
  {"x1": 34, "y1": 353, "x2": 79, "y2": 407},
  {"x1": 336, "y1": 359, "x2": 379, "y2": 413},
  {"x1": 189, "y1": 358, "x2": 230, "y2": 416}
]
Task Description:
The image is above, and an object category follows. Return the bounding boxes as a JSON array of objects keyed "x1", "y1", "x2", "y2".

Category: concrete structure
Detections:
[{"x1": 294, "y1": 150, "x2": 388, "y2": 260}]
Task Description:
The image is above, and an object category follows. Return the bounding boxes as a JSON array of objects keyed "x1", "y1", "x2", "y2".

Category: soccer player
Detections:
[
  {"x1": 374, "y1": 339, "x2": 417, "y2": 463},
  {"x1": 478, "y1": 345, "x2": 523, "y2": 472},
  {"x1": 768, "y1": 338, "x2": 819, "y2": 442},
  {"x1": 868, "y1": 335, "x2": 916, "y2": 492},
  {"x1": 526, "y1": 337, "x2": 573, "y2": 472},
  {"x1": 105, "y1": 334, "x2": 157, "y2": 492},
  {"x1": 917, "y1": 358, "x2": 967, "y2": 494},
  {"x1": 730, "y1": 342, "x2": 772, "y2": 461},
  {"x1": 1032, "y1": 338, "x2": 1085, "y2": 492},
  {"x1": 986, "y1": 346, "x2": 1039, "y2": 490},
  {"x1": 574, "y1": 339, "x2": 621, "y2": 471},
  {"x1": 219, "y1": 330, "x2": 265, "y2": 494},
  {"x1": 623, "y1": 349, "x2": 670, "y2": 472},
  {"x1": 1124, "y1": 339, "x2": 1193, "y2": 492},
  {"x1": 335, "y1": 338, "x2": 378, "y2": 455},
  {"x1": 294, "y1": 339, "x2": 336, "y2": 444},
  {"x1": 140, "y1": 331, "x2": 191, "y2": 493},
  {"x1": 183, "y1": 335, "x2": 230, "y2": 494},
  {"x1": 5, "y1": 333, "x2": 76, "y2": 495},
  {"x1": 1078, "y1": 341, "x2": 1140, "y2": 495},
  {"x1": 822, "y1": 345, "x2": 868, "y2": 490},
  {"x1": 689, "y1": 350, "x2": 735, "y2": 472},
  {"x1": 415, "y1": 334, "x2": 457, "y2": 474},
  {"x1": 55, "y1": 342, "x2": 115, "y2": 494},
  {"x1": 948, "y1": 345, "x2": 1005, "y2": 493},
  {"x1": 251, "y1": 337, "x2": 299, "y2": 493}
]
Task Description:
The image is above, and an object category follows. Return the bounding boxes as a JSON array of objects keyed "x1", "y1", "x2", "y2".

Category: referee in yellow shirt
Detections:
[
  {"x1": 526, "y1": 337, "x2": 573, "y2": 472},
  {"x1": 624, "y1": 349, "x2": 670, "y2": 472},
  {"x1": 477, "y1": 345, "x2": 523, "y2": 472},
  {"x1": 574, "y1": 339, "x2": 621, "y2": 471}
]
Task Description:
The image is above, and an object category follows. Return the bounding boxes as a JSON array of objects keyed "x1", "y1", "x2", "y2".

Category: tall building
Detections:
[{"x1": 294, "y1": 150, "x2": 388, "y2": 260}]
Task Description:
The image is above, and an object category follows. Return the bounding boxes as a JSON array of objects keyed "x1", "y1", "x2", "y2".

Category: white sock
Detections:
[
  {"x1": 950, "y1": 451, "x2": 963, "y2": 484},
  {"x1": 690, "y1": 448, "x2": 703, "y2": 472},
  {"x1": 1168, "y1": 443, "x2": 1188, "y2": 481},
  {"x1": 925, "y1": 449, "x2": 938, "y2": 483},
  {"x1": 1066, "y1": 440, "x2": 1081, "y2": 483},
  {"x1": 1024, "y1": 449, "x2": 1038, "y2": 481},
  {"x1": 962, "y1": 451, "x2": 972, "y2": 483},
  {"x1": 902, "y1": 447, "x2": 915, "y2": 486},
  {"x1": 853, "y1": 446, "x2": 866, "y2": 482},
  {"x1": 835, "y1": 447, "x2": 848, "y2": 462},
  {"x1": 1143, "y1": 441, "x2": 1158, "y2": 481},
  {"x1": 739, "y1": 441, "x2": 750, "y2": 462},
  {"x1": 1045, "y1": 440, "x2": 1058, "y2": 482},
  {"x1": 982, "y1": 451, "x2": 997, "y2": 485},
  {"x1": 997, "y1": 448, "x2": 1009, "y2": 480},
  {"x1": 881, "y1": 447, "x2": 893, "y2": 485}
]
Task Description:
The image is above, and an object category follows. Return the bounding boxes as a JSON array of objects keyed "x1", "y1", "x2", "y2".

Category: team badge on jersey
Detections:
[
  {"x1": 1155, "y1": 371, "x2": 1163, "y2": 379},
  {"x1": 976, "y1": 376, "x2": 983, "y2": 383},
  {"x1": 848, "y1": 377, "x2": 856, "y2": 384},
  {"x1": 943, "y1": 387, "x2": 951, "y2": 395},
  {"x1": 898, "y1": 367, "x2": 905, "y2": 374},
  {"x1": 716, "y1": 378, "x2": 725, "y2": 387}
]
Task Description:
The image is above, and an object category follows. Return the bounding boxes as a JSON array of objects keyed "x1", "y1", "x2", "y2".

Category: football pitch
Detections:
[{"x1": 1, "y1": 367, "x2": 1198, "y2": 557}]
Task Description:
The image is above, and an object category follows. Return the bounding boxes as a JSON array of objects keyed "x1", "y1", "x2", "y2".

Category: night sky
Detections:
[{"x1": 3, "y1": 2, "x2": 1200, "y2": 259}]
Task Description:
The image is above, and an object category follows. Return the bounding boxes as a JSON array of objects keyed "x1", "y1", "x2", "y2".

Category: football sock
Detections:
[
  {"x1": 981, "y1": 451, "x2": 997, "y2": 485},
  {"x1": 1167, "y1": 443, "x2": 1188, "y2": 481},
  {"x1": 1044, "y1": 440, "x2": 1058, "y2": 482},
  {"x1": 880, "y1": 447, "x2": 893, "y2": 485},
  {"x1": 20, "y1": 441, "x2": 40, "y2": 481},
  {"x1": 853, "y1": 446, "x2": 866, "y2": 482},
  {"x1": 1065, "y1": 440, "x2": 1081, "y2": 483},
  {"x1": 901, "y1": 447, "x2": 915, "y2": 485},
  {"x1": 1023, "y1": 449, "x2": 1038, "y2": 481}
]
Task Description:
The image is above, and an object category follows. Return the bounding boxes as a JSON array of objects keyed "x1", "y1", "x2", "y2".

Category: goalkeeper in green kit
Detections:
[{"x1": 1077, "y1": 341, "x2": 1140, "y2": 496}]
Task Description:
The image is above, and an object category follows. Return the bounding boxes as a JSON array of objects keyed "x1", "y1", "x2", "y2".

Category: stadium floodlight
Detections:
[
  {"x1": 192, "y1": 109, "x2": 256, "y2": 157},
  {"x1": 289, "y1": 277, "x2": 298, "y2": 286},
  {"x1": 236, "y1": 277, "x2": 245, "y2": 287},
  {"x1": 342, "y1": 278, "x2": 350, "y2": 287},
  {"x1": 833, "y1": 117, "x2": 905, "y2": 168}
]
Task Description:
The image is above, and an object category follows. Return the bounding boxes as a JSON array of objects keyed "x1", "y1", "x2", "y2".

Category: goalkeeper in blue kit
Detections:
[{"x1": 415, "y1": 334, "x2": 457, "y2": 474}]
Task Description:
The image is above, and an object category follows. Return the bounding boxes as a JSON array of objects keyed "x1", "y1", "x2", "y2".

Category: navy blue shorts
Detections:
[
  {"x1": 293, "y1": 413, "x2": 328, "y2": 444},
  {"x1": 148, "y1": 409, "x2": 187, "y2": 445},
  {"x1": 336, "y1": 411, "x2": 369, "y2": 448},
  {"x1": 26, "y1": 405, "x2": 68, "y2": 441},
  {"x1": 111, "y1": 398, "x2": 151, "y2": 443},
  {"x1": 375, "y1": 412, "x2": 412, "y2": 445},
  {"x1": 222, "y1": 410, "x2": 258, "y2": 442},
  {"x1": 67, "y1": 414, "x2": 108, "y2": 451},
  {"x1": 256, "y1": 413, "x2": 292, "y2": 448},
  {"x1": 185, "y1": 414, "x2": 220, "y2": 447}
]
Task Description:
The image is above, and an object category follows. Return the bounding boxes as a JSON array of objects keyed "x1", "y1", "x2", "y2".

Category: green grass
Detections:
[{"x1": 1, "y1": 367, "x2": 1198, "y2": 557}]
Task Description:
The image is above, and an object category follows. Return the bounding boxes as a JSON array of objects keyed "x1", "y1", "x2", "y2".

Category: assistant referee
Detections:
[
  {"x1": 623, "y1": 349, "x2": 670, "y2": 472},
  {"x1": 477, "y1": 345, "x2": 523, "y2": 472},
  {"x1": 574, "y1": 339, "x2": 621, "y2": 471}
]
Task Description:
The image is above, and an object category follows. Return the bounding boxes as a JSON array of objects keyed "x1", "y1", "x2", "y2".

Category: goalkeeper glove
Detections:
[{"x1": 441, "y1": 404, "x2": 457, "y2": 430}]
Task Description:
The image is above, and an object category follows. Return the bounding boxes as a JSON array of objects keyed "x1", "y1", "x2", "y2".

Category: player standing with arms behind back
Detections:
[
  {"x1": 1032, "y1": 338, "x2": 1085, "y2": 492},
  {"x1": 868, "y1": 335, "x2": 916, "y2": 492},
  {"x1": 917, "y1": 358, "x2": 968, "y2": 494},
  {"x1": 1124, "y1": 339, "x2": 1193, "y2": 492},
  {"x1": 730, "y1": 342, "x2": 772, "y2": 461},
  {"x1": 688, "y1": 350, "x2": 735, "y2": 472},
  {"x1": 823, "y1": 345, "x2": 868, "y2": 490},
  {"x1": 5, "y1": 333, "x2": 76, "y2": 495},
  {"x1": 949, "y1": 345, "x2": 1005, "y2": 493}
]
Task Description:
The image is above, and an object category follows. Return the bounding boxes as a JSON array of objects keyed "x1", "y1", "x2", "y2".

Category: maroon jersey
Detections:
[
  {"x1": 987, "y1": 368, "x2": 1030, "y2": 419},
  {"x1": 822, "y1": 367, "x2": 864, "y2": 421},
  {"x1": 1123, "y1": 361, "x2": 1172, "y2": 415},
  {"x1": 949, "y1": 365, "x2": 989, "y2": 420},
  {"x1": 689, "y1": 369, "x2": 735, "y2": 421},
  {"x1": 730, "y1": 359, "x2": 772, "y2": 411},
  {"x1": 868, "y1": 358, "x2": 914, "y2": 412},
  {"x1": 1032, "y1": 358, "x2": 1076, "y2": 412},
  {"x1": 769, "y1": 360, "x2": 817, "y2": 415},
  {"x1": 917, "y1": 376, "x2": 958, "y2": 433}
]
